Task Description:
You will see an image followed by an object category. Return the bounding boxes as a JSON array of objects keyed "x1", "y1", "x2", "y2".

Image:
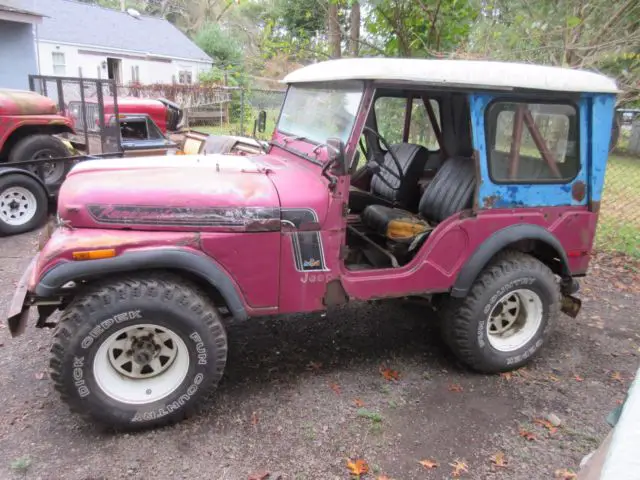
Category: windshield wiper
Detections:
[
  {"x1": 282, "y1": 135, "x2": 307, "y2": 144},
  {"x1": 269, "y1": 139, "x2": 322, "y2": 166}
]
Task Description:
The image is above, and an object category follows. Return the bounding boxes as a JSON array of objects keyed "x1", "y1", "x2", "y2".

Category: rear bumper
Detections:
[{"x1": 6, "y1": 256, "x2": 37, "y2": 337}]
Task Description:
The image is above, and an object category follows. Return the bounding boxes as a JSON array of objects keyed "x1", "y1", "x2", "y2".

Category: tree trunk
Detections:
[
  {"x1": 349, "y1": 1, "x2": 360, "y2": 57},
  {"x1": 328, "y1": 1, "x2": 341, "y2": 58}
]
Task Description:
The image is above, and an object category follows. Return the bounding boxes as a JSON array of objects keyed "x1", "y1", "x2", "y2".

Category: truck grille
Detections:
[{"x1": 69, "y1": 102, "x2": 100, "y2": 132}]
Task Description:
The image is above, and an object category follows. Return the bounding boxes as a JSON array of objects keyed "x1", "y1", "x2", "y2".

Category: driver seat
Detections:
[{"x1": 349, "y1": 143, "x2": 429, "y2": 213}]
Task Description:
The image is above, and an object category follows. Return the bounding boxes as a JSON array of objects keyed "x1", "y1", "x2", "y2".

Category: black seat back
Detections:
[
  {"x1": 419, "y1": 157, "x2": 475, "y2": 223},
  {"x1": 370, "y1": 143, "x2": 429, "y2": 209}
]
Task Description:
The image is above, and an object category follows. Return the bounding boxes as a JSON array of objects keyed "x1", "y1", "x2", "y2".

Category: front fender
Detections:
[{"x1": 36, "y1": 249, "x2": 248, "y2": 321}]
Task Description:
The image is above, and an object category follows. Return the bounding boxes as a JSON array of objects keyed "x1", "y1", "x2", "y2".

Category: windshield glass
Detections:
[{"x1": 277, "y1": 81, "x2": 364, "y2": 146}]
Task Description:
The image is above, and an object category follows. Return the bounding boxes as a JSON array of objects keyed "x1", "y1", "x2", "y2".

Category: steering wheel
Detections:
[{"x1": 362, "y1": 126, "x2": 404, "y2": 189}]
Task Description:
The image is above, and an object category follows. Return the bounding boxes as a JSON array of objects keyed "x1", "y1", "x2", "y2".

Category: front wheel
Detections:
[
  {"x1": 440, "y1": 251, "x2": 560, "y2": 373},
  {"x1": 49, "y1": 274, "x2": 227, "y2": 430}
]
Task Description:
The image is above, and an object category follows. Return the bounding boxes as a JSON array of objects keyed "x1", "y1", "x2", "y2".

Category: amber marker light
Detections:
[{"x1": 72, "y1": 249, "x2": 117, "y2": 260}]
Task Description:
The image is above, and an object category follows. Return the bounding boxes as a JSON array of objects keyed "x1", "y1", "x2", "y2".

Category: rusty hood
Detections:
[
  {"x1": 0, "y1": 89, "x2": 58, "y2": 116},
  {"x1": 58, "y1": 155, "x2": 282, "y2": 232}
]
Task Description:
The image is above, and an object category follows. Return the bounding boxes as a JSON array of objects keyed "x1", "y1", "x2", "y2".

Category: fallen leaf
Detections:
[
  {"x1": 534, "y1": 418, "x2": 558, "y2": 435},
  {"x1": 329, "y1": 382, "x2": 341, "y2": 395},
  {"x1": 448, "y1": 383, "x2": 464, "y2": 393},
  {"x1": 354, "y1": 398, "x2": 365, "y2": 408},
  {"x1": 449, "y1": 460, "x2": 468, "y2": 477},
  {"x1": 611, "y1": 371, "x2": 624, "y2": 383},
  {"x1": 490, "y1": 452, "x2": 508, "y2": 468},
  {"x1": 306, "y1": 361, "x2": 322, "y2": 372},
  {"x1": 547, "y1": 374, "x2": 560, "y2": 382},
  {"x1": 380, "y1": 366, "x2": 400, "y2": 381},
  {"x1": 251, "y1": 411, "x2": 259, "y2": 425},
  {"x1": 418, "y1": 459, "x2": 438, "y2": 469},
  {"x1": 555, "y1": 468, "x2": 578, "y2": 480},
  {"x1": 247, "y1": 472, "x2": 269, "y2": 480},
  {"x1": 346, "y1": 458, "x2": 369, "y2": 476},
  {"x1": 519, "y1": 428, "x2": 537, "y2": 441},
  {"x1": 500, "y1": 372, "x2": 513, "y2": 381},
  {"x1": 574, "y1": 374, "x2": 584, "y2": 382}
]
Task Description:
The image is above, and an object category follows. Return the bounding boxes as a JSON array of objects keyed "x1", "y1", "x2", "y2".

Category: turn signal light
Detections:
[{"x1": 72, "y1": 249, "x2": 117, "y2": 261}]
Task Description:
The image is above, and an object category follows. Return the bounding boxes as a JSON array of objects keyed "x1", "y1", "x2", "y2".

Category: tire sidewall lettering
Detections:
[
  {"x1": 479, "y1": 276, "x2": 549, "y2": 365},
  {"x1": 70, "y1": 309, "x2": 213, "y2": 424}
]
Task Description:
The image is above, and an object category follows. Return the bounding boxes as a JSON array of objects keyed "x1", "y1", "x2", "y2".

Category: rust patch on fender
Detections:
[
  {"x1": 245, "y1": 218, "x2": 280, "y2": 232},
  {"x1": 590, "y1": 200, "x2": 600, "y2": 214},
  {"x1": 572, "y1": 181, "x2": 586, "y2": 202}
]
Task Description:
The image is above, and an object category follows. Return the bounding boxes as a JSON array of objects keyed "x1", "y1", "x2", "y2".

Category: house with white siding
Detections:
[{"x1": 13, "y1": 0, "x2": 213, "y2": 86}]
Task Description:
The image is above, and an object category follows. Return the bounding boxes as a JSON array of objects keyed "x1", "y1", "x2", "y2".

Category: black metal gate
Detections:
[{"x1": 28, "y1": 75, "x2": 122, "y2": 155}]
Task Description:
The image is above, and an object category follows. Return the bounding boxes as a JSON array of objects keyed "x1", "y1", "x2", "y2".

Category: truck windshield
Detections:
[{"x1": 277, "y1": 81, "x2": 364, "y2": 147}]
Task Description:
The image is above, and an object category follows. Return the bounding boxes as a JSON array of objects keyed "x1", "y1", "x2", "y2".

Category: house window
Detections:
[
  {"x1": 131, "y1": 65, "x2": 140, "y2": 83},
  {"x1": 52, "y1": 52, "x2": 66, "y2": 76},
  {"x1": 374, "y1": 97, "x2": 441, "y2": 151},
  {"x1": 178, "y1": 69, "x2": 192, "y2": 84},
  {"x1": 487, "y1": 101, "x2": 579, "y2": 183}
]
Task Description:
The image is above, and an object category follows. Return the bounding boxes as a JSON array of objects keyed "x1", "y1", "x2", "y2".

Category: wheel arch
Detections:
[
  {"x1": 0, "y1": 167, "x2": 49, "y2": 193},
  {"x1": 451, "y1": 224, "x2": 570, "y2": 298},
  {"x1": 0, "y1": 124, "x2": 73, "y2": 161},
  {"x1": 36, "y1": 249, "x2": 248, "y2": 321}
]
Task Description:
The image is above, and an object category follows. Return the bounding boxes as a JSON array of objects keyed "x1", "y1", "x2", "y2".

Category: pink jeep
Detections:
[{"x1": 6, "y1": 59, "x2": 618, "y2": 430}]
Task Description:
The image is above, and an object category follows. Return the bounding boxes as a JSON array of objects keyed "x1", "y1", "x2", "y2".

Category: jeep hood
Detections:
[{"x1": 58, "y1": 155, "x2": 283, "y2": 232}]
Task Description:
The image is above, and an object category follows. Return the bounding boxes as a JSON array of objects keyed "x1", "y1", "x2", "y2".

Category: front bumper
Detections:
[{"x1": 6, "y1": 256, "x2": 37, "y2": 337}]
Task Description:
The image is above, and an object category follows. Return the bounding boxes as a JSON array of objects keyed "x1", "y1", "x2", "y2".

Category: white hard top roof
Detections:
[{"x1": 283, "y1": 58, "x2": 619, "y2": 94}]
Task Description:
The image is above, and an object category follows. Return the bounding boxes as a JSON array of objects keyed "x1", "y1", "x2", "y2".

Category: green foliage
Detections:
[
  {"x1": 194, "y1": 23, "x2": 243, "y2": 67},
  {"x1": 364, "y1": 0, "x2": 479, "y2": 57}
]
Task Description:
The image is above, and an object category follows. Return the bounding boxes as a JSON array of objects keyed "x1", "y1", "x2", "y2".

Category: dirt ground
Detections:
[{"x1": 1, "y1": 230, "x2": 639, "y2": 480}]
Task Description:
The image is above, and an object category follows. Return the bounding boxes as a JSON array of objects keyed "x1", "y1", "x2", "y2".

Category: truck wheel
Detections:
[
  {"x1": 9, "y1": 134, "x2": 71, "y2": 185},
  {"x1": 440, "y1": 251, "x2": 560, "y2": 373},
  {"x1": 49, "y1": 274, "x2": 227, "y2": 430},
  {"x1": 0, "y1": 173, "x2": 48, "y2": 236}
]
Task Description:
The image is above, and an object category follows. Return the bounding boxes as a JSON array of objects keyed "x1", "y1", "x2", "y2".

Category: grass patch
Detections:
[
  {"x1": 357, "y1": 408, "x2": 383, "y2": 423},
  {"x1": 10, "y1": 456, "x2": 32, "y2": 474}
]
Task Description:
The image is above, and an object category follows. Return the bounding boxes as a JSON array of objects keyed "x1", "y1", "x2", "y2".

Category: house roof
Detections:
[
  {"x1": 0, "y1": 1, "x2": 44, "y2": 23},
  {"x1": 30, "y1": 0, "x2": 211, "y2": 63},
  {"x1": 283, "y1": 58, "x2": 619, "y2": 94}
]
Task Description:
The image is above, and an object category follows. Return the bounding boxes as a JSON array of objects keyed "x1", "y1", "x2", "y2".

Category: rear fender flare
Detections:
[
  {"x1": 451, "y1": 224, "x2": 570, "y2": 298},
  {"x1": 0, "y1": 167, "x2": 49, "y2": 194},
  {"x1": 35, "y1": 249, "x2": 248, "y2": 320}
]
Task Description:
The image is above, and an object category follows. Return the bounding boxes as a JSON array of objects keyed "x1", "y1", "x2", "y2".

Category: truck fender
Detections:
[
  {"x1": 450, "y1": 224, "x2": 570, "y2": 298},
  {"x1": 35, "y1": 249, "x2": 248, "y2": 320},
  {"x1": 0, "y1": 166, "x2": 49, "y2": 194}
]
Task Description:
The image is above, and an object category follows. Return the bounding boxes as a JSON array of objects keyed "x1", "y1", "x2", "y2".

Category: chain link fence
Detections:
[{"x1": 599, "y1": 116, "x2": 640, "y2": 256}]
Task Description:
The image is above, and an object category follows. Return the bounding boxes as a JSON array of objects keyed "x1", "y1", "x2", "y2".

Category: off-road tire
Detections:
[
  {"x1": 440, "y1": 251, "x2": 560, "y2": 373},
  {"x1": 0, "y1": 173, "x2": 48, "y2": 236},
  {"x1": 9, "y1": 134, "x2": 71, "y2": 185},
  {"x1": 49, "y1": 274, "x2": 227, "y2": 431}
]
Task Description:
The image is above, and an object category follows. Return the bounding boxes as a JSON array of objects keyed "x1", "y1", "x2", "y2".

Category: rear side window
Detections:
[
  {"x1": 374, "y1": 97, "x2": 440, "y2": 150},
  {"x1": 487, "y1": 101, "x2": 579, "y2": 183}
]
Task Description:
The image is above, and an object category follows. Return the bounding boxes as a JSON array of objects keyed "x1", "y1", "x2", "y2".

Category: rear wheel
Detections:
[
  {"x1": 0, "y1": 173, "x2": 48, "y2": 236},
  {"x1": 9, "y1": 134, "x2": 71, "y2": 185},
  {"x1": 50, "y1": 274, "x2": 227, "y2": 430},
  {"x1": 440, "y1": 251, "x2": 560, "y2": 373}
]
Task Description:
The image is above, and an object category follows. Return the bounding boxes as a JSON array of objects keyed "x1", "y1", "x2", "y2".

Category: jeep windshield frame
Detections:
[{"x1": 274, "y1": 81, "x2": 365, "y2": 164}]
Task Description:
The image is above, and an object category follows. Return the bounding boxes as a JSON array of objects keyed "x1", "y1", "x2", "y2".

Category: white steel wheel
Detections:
[
  {"x1": 486, "y1": 289, "x2": 543, "y2": 352},
  {"x1": 0, "y1": 186, "x2": 38, "y2": 226},
  {"x1": 93, "y1": 324, "x2": 190, "y2": 405}
]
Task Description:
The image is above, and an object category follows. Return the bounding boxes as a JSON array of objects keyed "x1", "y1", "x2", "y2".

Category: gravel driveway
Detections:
[{"x1": 1, "y1": 230, "x2": 638, "y2": 480}]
